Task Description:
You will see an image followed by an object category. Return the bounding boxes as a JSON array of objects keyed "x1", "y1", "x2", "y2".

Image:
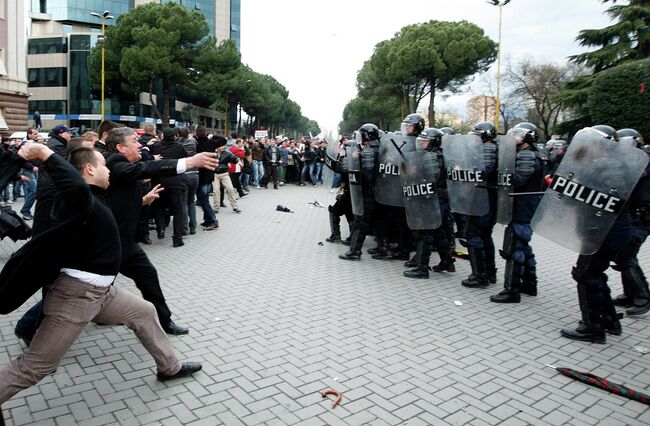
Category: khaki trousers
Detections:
[
  {"x1": 213, "y1": 172, "x2": 238, "y2": 210},
  {"x1": 0, "y1": 274, "x2": 181, "y2": 404}
]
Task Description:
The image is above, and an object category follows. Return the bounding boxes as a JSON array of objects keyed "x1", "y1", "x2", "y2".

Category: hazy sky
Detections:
[{"x1": 240, "y1": 0, "x2": 613, "y2": 134}]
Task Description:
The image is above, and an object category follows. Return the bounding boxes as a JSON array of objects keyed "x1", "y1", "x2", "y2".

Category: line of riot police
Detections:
[{"x1": 324, "y1": 115, "x2": 650, "y2": 345}]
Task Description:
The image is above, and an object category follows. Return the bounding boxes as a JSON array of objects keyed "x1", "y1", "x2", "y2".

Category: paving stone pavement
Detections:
[{"x1": 1, "y1": 185, "x2": 650, "y2": 425}]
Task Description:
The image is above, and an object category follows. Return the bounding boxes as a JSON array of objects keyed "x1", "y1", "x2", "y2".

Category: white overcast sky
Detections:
[{"x1": 240, "y1": 0, "x2": 614, "y2": 134}]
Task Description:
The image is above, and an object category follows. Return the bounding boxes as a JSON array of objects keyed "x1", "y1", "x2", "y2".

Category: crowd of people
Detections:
[
  {"x1": 0, "y1": 122, "x2": 338, "y2": 421},
  {"x1": 0, "y1": 116, "x2": 648, "y2": 421}
]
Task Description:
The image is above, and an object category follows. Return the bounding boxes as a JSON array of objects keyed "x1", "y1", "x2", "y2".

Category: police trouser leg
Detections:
[
  {"x1": 326, "y1": 209, "x2": 341, "y2": 243},
  {"x1": 490, "y1": 258, "x2": 521, "y2": 303},
  {"x1": 561, "y1": 280, "x2": 606, "y2": 344},
  {"x1": 491, "y1": 225, "x2": 521, "y2": 302},
  {"x1": 520, "y1": 254, "x2": 538, "y2": 296},
  {"x1": 432, "y1": 224, "x2": 455, "y2": 273},
  {"x1": 462, "y1": 247, "x2": 488, "y2": 287},
  {"x1": 404, "y1": 238, "x2": 431, "y2": 279},
  {"x1": 339, "y1": 219, "x2": 366, "y2": 260},
  {"x1": 484, "y1": 237, "x2": 497, "y2": 284},
  {"x1": 622, "y1": 266, "x2": 650, "y2": 315},
  {"x1": 404, "y1": 232, "x2": 420, "y2": 268}
]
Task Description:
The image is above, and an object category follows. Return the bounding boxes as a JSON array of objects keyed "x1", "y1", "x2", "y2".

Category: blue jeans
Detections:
[
  {"x1": 241, "y1": 172, "x2": 250, "y2": 191},
  {"x1": 332, "y1": 173, "x2": 341, "y2": 189},
  {"x1": 197, "y1": 183, "x2": 217, "y2": 224},
  {"x1": 313, "y1": 163, "x2": 323, "y2": 184},
  {"x1": 182, "y1": 173, "x2": 199, "y2": 232},
  {"x1": 300, "y1": 163, "x2": 315, "y2": 184},
  {"x1": 252, "y1": 160, "x2": 264, "y2": 187},
  {"x1": 20, "y1": 171, "x2": 37, "y2": 216}
]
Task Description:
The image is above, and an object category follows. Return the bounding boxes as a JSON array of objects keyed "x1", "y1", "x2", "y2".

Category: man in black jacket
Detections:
[
  {"x1": 150, "y1": 128, "x2": 188, "y2": 247},
  {"x1": 105, "y1": 127, "x2": 218, "y2": 334},
  {"x1": 0, "y1": 144, "x2": 202, "y2": 419},
  {"x1": 195, "y1": 126, "x2": 219, "y2": 229}
]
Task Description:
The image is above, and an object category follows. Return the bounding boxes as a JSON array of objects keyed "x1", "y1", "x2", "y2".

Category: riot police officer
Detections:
[
  {"x1": 560, "y1": 125, "x2": 640, "y2": 343},
  {"x1": 371, "y1": 114, "x2": 423, "y2": 260},
  {"x1": 461, "y1": 121, "x2": 498, "y2": 288},
  {"x1": 547, "y1": 140, "x2": 567, "y2": 177},
  {"x1": 325, "y1": 139, "x2": 353, "y2": 245},
  {"x1": 403, "y1": 128, "x2": 455, "y2": 279},
  {"x1": 490, "y1": 125, "x2": 544, "y2": 303},
  {"x1": 613, "y1": 129, "x2": 650, "y2": 315},
  {"x1": 339, "y1": 124, "x2": 383, "y2": 260}
]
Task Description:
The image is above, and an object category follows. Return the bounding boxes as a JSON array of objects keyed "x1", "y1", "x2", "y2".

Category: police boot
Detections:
[
  {"x1": 612, "y1": 271, "x2": 634, "y2": 307},
  {"x1": 368, "y1": 234, "x2": 388, "y2": 257},
  {"x1": 404, "y1": 253, "x2": 418, "y2": 268},
  {"x1": 485, "y1": 242, "x2": 497, "y2": 284},
  {"x1": 325, "y1": 211, "x2": 342, "y2": 243},
  {"x1": 462, "y1": 247, "x2": 489, "y2": 288},
  {"x1": 490, "y1": 259, "x2": 521, "y2": 303},
  {"x1": 520, "y1": 257, "x2": 538, "y2": 296},
  {"x1": 339, "y1": 229, "x2": 365, "y2": 261},
  {"x1": 386, "y1": 249, "x2": 410, "y2": 261},
  {"x1": 404, "y1": 241, "x2": 430, "y2": 279},
  {"x1": 622, "y1": 267, "x2": 650, "y2": 316},
  {"x1": 561, "y1": 281, "x2": 606, "y2": 344},
  {"x1": 433, "y1": 249, "x2": 455, "y2": 273},
  {"x1": 600, "y1": 287, "x2": 623, "y2": 335}
]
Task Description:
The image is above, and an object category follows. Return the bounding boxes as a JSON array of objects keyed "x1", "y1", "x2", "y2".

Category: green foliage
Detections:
[
  {"x1": 571, "y1": 0, "x2": 650, "y2": 72},
  {"x1": 587, "y1": 58, "x2": 650, "y2": 137},
  {"x1": 89, "y1": 2, "x2": 213, "y2": 124},
  {"x1": 88, "y1": 2, "x2": 317, "y2": 135},
  {"x1": 351, "y1": 20, "x2": 496, "y2": 126},
  {"x1": 557, "y1": 0, "x2": 650, "y2": 131}
]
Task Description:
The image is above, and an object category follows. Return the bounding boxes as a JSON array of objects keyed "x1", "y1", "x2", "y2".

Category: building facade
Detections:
[
  {"x1": 27, "y1": 0, "x2": 240, "y2": 131},
  {"x1": 0, "y1": 0, "x2": 29, "y2": 133}
]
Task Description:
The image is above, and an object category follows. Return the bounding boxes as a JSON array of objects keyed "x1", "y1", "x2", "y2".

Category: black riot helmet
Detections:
[
  {"x1": 470, "y1": 121, "x2": 497, "y2": 142},
  {"x1": 356, "y1": 123, "x2": 380, "y2": 146},
  {"x1": 617, "y1": 128, "x2": 644, "y2": 148},
  {"x1": 513, "y1": 122, "x2": 539, "y2": 144},
  {"x1": 590, "y1": 125, "x2": 618, "y2": 141},
  {"x1": 401, "y1": 114, "x2": 426, "y2": 136},
  {"x1": 439, "y1": 127, "x2": 455, "y2": 135},
  {"x1": 510, "y1": 127, "x2": 536, "y2": 148},
  {"x1": 416, "y1": 128, "x2": 444, "y2": 151}
]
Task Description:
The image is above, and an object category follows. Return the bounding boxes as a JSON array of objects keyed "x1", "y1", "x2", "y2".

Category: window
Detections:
[
  {"x1": 28, "y1": 67, "x2": 67, "y2": 87},
  {"x1": 29, "y1": 100, "x2": 67, "y2": 115},
  {"x1": 28, "y1": 38, "x2": 68, "y2": 54},
  {"x1": 0, "y1": 49, "x2": 6, "y2": 76}
]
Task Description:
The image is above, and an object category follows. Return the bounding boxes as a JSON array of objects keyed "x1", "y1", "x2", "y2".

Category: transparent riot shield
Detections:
[
  {"x1": 375, "y1": 133, "x2": 415, "y2": 207},
  {"x1": 400, "y1": 151, "x2": 442, "y2": 230},
  {"x1": 496, "y1": 134, "x2": 516, "y2": 224},
  {"x1": 442, "y1": 134, "x2": 489, "y2": 216},
  {"x1": 323, "y1": 142, "x2": 342, "y2": 188},
  {"x1": 346, "y1": 145, "x2": 364, "y2": 216},
  {"x1": 531, "y1": 129, "x2": 649, "y2": 255}
]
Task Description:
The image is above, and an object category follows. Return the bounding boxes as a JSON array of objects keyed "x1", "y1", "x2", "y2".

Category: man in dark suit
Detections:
[{"x1": 105, "y1": 127, "x2": 218, "y2": 335}]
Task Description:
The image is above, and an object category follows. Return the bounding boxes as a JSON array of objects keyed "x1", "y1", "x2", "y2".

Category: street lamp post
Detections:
[
  {"x1": 90, "y1": 10, "x2": 114, "y2": 122},
  {"x1": 489, "y1": 0, "x2": 510, "y2": 132}
]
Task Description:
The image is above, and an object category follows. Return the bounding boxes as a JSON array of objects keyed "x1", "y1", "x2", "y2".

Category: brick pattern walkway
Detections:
[{"x1": 1, "y1": 186, "x2": 649, "y2": 425}]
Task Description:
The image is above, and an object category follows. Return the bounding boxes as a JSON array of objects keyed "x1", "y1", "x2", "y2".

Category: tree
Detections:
[
  {"x1": 507, "y1": 60, "x2": 572, "y2": 141},
  {"x1": 357, "y1": 20, "x2": 497, "y2": 126},
  {"x1": 588, "y1": 58, "x2": 650, "y2": 137},
  {"x1": 556, "y1": 0, "x2": 650, "y2": 134},
  {"x1": 89, "y1": 2, "x2": 215, "y2": 125},
  {"x1": 571, "y1": 0, "x2": 650, "y2": 72}
]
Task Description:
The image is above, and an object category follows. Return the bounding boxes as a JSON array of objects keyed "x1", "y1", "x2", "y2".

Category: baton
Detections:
[
  {"x1": 390, "y1": 139, "x2": 407, "y2": 158},
  {"x1": 507, "y1": 191, "x2": 546, "y2": 197}
]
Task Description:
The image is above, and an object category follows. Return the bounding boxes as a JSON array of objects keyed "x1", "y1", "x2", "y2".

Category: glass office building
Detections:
[{"x1": 27, "y1": 1, "x2": 238, "y2": 130}]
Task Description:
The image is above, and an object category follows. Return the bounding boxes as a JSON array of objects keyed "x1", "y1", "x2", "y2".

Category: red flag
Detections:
[{"x1": 641, "y1": 83, "x2": 646, "y2": 94}]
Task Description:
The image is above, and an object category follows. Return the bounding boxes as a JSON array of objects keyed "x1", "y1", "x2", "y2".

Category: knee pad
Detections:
[{"x1": 512, "y1": 251, "x2": 526, "y2": 264}]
